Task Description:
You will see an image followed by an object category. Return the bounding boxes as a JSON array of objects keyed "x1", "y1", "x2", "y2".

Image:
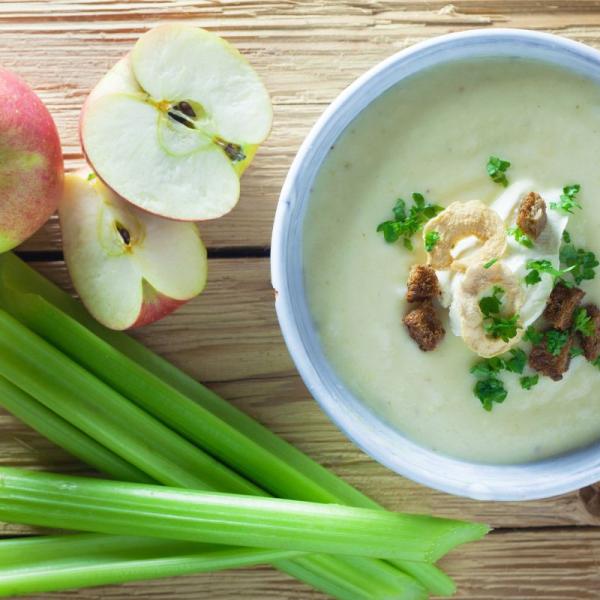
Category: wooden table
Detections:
[{"x1": 2, "y1": 1, "x2": 600, "y2": 598}]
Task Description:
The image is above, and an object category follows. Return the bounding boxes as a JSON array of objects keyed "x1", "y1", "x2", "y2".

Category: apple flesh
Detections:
[
  {"x1": 80, "y1": 24, "x2": 272, "y2": 221},
  {"x1": 0, "y1": 67, "x2": 63, "y2": 251},
  {"x1": 60, "y1": 169, "x2": 208, "y2": 330}
]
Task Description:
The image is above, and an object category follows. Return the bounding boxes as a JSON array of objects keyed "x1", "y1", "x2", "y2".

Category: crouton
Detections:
[
  {"x1": 406, "y1": 265, "x2": 440, "y2": 303},
  {"x1": 528, "y1": 330, "x2": 574, "y2": 381},
  {"x1": 580, "y1": 304, "x2": 600, "y2": 362},
  {"x1": 543, "y1": 283, "x2": 585, "y2": 330},
  {"x1": 403, "y1": 300, "x2": 445, "y2": 351},
  {"x1": 517, "y1": 192, "x2": 547, "y2": 240}
]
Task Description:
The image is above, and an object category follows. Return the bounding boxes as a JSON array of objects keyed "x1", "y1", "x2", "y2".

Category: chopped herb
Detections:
[
  {"x1": 570, "y1": 346, "x2": 584, "y2": 358},
  {"x1": 474, "y1": 377, "x2": 508, "y2": 411},
  {"x1": 562, "y1": 230, "x2": 571, "y2": 244},
  {"x1": 524, "y1": 325, "x2": 543, "y2": 345},
  {"x1": 550, "y1": 184, "x2": 582, "y2": 214},
  {"x1": 87, "y1": 173, "x2": 96, "y2": 181},
  {"x1": 484, "y1": 314, "x2": 522, "y2": 342},
  {"x1": 479, "y1": 286, "x2": 504, "y2": 317},
  {"x1": 546, "y1": 330, "x2": 570, "y2": 357},
  {"x1": 559, "y1": 243, "x2": 599, "y2": 285},
  {"x1": 524, "y1": 259, "x2": 574, "y2": 287},
  {"x1": 508, "y1": 226, "x2": 534, "y2": 249},
  {"x1": 424, "y1": 231, "x2": 440, "y2": 252},
  {"x1": 486, "y1": 156, "x2": 511, "y2": 187},
  {"x1": 377, "y1": 193, "x2": 443, "y2": 250},
  {"x1": 505, "y1": 348, "x2": 527, "y2": 374},
  {"x1": 520, "y1": 375, "x2": 539, "y2": 390},
  {"x1": 573, "y1": 307, "x2": 594, "y2": 337},
  {"x1": 470, "y1": 357, "x2": 505, "y2": 378},
  {"x1": 483, "y1": 258, "x2": 498, "y2": 269}
]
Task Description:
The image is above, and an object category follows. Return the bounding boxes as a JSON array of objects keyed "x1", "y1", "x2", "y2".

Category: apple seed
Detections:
[
  {"x1": 175, "y1": 101, "x2": 196, "y2": 118},
  {"x1": 115, "y1": 222, "x2": 131, "y2": 246}
]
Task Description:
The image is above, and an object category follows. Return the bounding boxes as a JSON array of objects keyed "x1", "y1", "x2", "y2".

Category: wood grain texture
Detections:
[{"x1": 2, "y1": 1, "x2": 600, "y2": 598}]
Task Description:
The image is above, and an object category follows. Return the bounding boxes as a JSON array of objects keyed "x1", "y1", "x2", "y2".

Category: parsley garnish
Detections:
[
  {"x1": 524, "y1": 325, "x2": 543, "y2": 345},
  {"x1": 559, "y1": 243, "x2": 599, "y2": 285},
  {"x1": 562, "y1": 230, "x2": 571, "y2": 244},
  {"x1": 520, "y1": 375, "x2": 539, "y2": 390},
  {"x1": 483, "y1": 258, "x2": 498, "y2": 269},
  {"x1": 479, "y1": 286, "x2": 504, "y2": 317},
  {"x1": 486, "y1": 156, "x2": 511, "y2": 187},
  {"x1": 508, "y1": 226, "x2": 534, "y2": 249},
  {"x1": 550, "y1": 184, "x2": 582, "y2": 214},
  {"x1": 546, "y1": 330, "x2": 570, "y2": 357},
  {"x1": 474, "y1": 377, "x2": 508, "y2": 411},
  {"x1": 505, "y1": 348, "x2": 527, "y2": 374},
  {"x1": 87, "y1": 173, "x2": 96, "y2": 181},
  {"x1": 484, "y1": 314, "x2": 521, "y2": 342},
  {"x1": 573, "y1": 307, "x2": 594, "y2": 337},
  {"x1": 524, "y1": 259, "x2": 574, "y2": 287},
  {"x1": 424, "y1": 231, "x2": 440, "y2": 252},
  {"x1": 570, "y1": 346, "x2": 584, "y2": 358},
  {"x1": 593, "y1": 357, "x2": 600, "y2": 369},
  {"x1": 478, "y1": 286, "x2": 521, "y2": 341},
  {"x1": 470, "y1": 357, "x2": 505, "y2": 378},
  {"x1": 377, "y1": 193, "x2": 443, "y2": 251}
]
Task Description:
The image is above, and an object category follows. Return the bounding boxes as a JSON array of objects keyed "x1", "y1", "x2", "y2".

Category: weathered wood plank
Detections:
[
  {"x1": 12, "y1": 529, "x2": 600, "y2": 600},
  {"x1": 0, "y1": 258, "x2": 596, "y2": 532},
  {"x1": 8, "y1": 0, "x2": 600, "y2": 251}
]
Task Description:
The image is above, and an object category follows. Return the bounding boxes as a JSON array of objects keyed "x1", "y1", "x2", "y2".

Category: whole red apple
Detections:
[{"x1": 0, "y1": 67, "x2": 63, "y2": 251}]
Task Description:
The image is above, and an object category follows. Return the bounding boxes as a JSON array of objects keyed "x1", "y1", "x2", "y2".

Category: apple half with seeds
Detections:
[
  {"x1": 60, "y1": 169, "x2": 207, "y2": 330},
  {"x1": 80, "y1": 24, "x2": 272, "y2": 221}
]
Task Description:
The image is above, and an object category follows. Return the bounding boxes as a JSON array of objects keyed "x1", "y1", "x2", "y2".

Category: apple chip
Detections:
[{"x1": 424, "y1": 200, "x2": 507, "y2": 271}]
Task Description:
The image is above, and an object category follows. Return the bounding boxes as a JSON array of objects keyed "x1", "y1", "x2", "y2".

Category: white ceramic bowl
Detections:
[{"x1": 271, "y1": 29, "x2": 600, "y2": 501}]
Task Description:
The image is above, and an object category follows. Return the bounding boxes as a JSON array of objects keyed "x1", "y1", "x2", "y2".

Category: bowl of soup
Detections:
[{"x1": 271, "y1": 29, "x2": 600, "y2": 500}]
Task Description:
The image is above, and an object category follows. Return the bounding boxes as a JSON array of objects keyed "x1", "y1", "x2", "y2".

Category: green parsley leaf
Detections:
[
  {"x1": 508, "y1": 226, "x2": 534, "y2": 249},
  {"x1": 87, "y1": 173, "x2": 96, "y2": 181},
  {"x1": 470, "y1": 357, "x2": 505, "y2": 378},
  {"x1": 479, "y1": 286, "x2": 504, "y2": 317},
  {"x1": 559, "y1": 243, "x2": 599, "y2": 285},
  {"x1": 486, "y1": 156, "x2": 511, "y2": 187},
  {"x1": 520, "y1": 375, "x2": 539, "y2": 390},
  {"x1": 562, "y1": 230, "x2": 571, "y2": 244},
  {"x1": 474, "y1": 377, "x2": 508, "y2": 411},
  {"x1": 524, "y1": 259, "x2": 574, "y2": 287},
  {"x1": 483, "y1": 258, "x2": 498, "y2": 269},
  {"x1": 573, "y1": 307, "x2": 594, "y2": 337},
  {"x1": 546, "y1": 330, "x2": 570, "y2": 357},
  {"x1": 377, "y1": 193, "x2": 444, "y2": 250},
  {"x1": 524, "y1": 325, "x2": 543, "y2": 345},
  {"x1": 484, "y1": 314, "x2": 522, "y2": 342},
  {"x1": 505, "y1": 348, "x2": 527, "y2": 374},
  {"x1": 570, "y1": 346, "x2": 584, "y2": 358},
  {"x1": 550, "y1": 184, "x2": 582, "y2": 214},
  {"x1": 424, "y1": 231, "x2": 440, "y2": 252}
]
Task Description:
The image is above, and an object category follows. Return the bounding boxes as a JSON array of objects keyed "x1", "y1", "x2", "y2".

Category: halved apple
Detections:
[
  {"x1": 80, "y1": 24, "x2": 272, "y2": 221},
  {"x1": 60, "y1": 169, "x2": 207, "y2": 330}
]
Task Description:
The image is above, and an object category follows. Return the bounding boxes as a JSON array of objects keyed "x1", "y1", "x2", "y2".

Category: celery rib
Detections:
[
  {"x1": 0, "y1": 305, "x2": 425, "y2": 600},
  {"x1": 0, "y1": 376, "x2": 153, "y2": 485},
  {"x1": 0, "y1": 468, "x2": 489, "y2": 562},
  {"x1": 0, "y1": 253, "x2": 458, "y2": 596},
  {"x1": 0, "y1": 533, "x2": 301, "y2": 597}
]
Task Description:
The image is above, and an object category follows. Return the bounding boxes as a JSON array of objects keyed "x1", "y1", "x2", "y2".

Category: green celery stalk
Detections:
[
  {"x1": 0, "y1": 534, "x2": 302, "y2": 597},
  {"x1": 0, "y1": 307, "x2": 425, "y2": 600},
  {"x1": 0, "y1": 254, "x2": 456, "y2": 596},
  {"x1": 0, "y1": 376, "x2": 153, "y2": 485},
  {"x1": 0, "y1": 468, "x2": 489, "y2": 561}
]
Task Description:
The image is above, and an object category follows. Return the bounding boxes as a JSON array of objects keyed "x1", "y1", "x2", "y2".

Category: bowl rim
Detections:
[{"x1": 271, "y1": 28, "x2": 600, "y2": 501}]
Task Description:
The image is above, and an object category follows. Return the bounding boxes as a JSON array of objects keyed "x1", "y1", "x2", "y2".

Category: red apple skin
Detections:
[
  {"x1": 130, "y1": 293, "x2": 187, "y2": 329},
  {"x1": 0, "y1": 67, "x2": 63, "y2": 251}
]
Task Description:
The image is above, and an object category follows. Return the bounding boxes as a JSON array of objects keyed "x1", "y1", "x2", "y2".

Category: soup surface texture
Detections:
[{"x1": 303, "y1": 59, "x2": 600, "y2": 464}]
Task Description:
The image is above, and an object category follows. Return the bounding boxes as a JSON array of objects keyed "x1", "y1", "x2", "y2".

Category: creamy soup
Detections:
[{"x1": 303, "y1": 59, "x2": 600, "y2": 464}]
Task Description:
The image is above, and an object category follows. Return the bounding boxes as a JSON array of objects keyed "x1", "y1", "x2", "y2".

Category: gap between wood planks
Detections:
[{"x1": 15, "y1": 248, "x2": 271, "y2": 263}]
